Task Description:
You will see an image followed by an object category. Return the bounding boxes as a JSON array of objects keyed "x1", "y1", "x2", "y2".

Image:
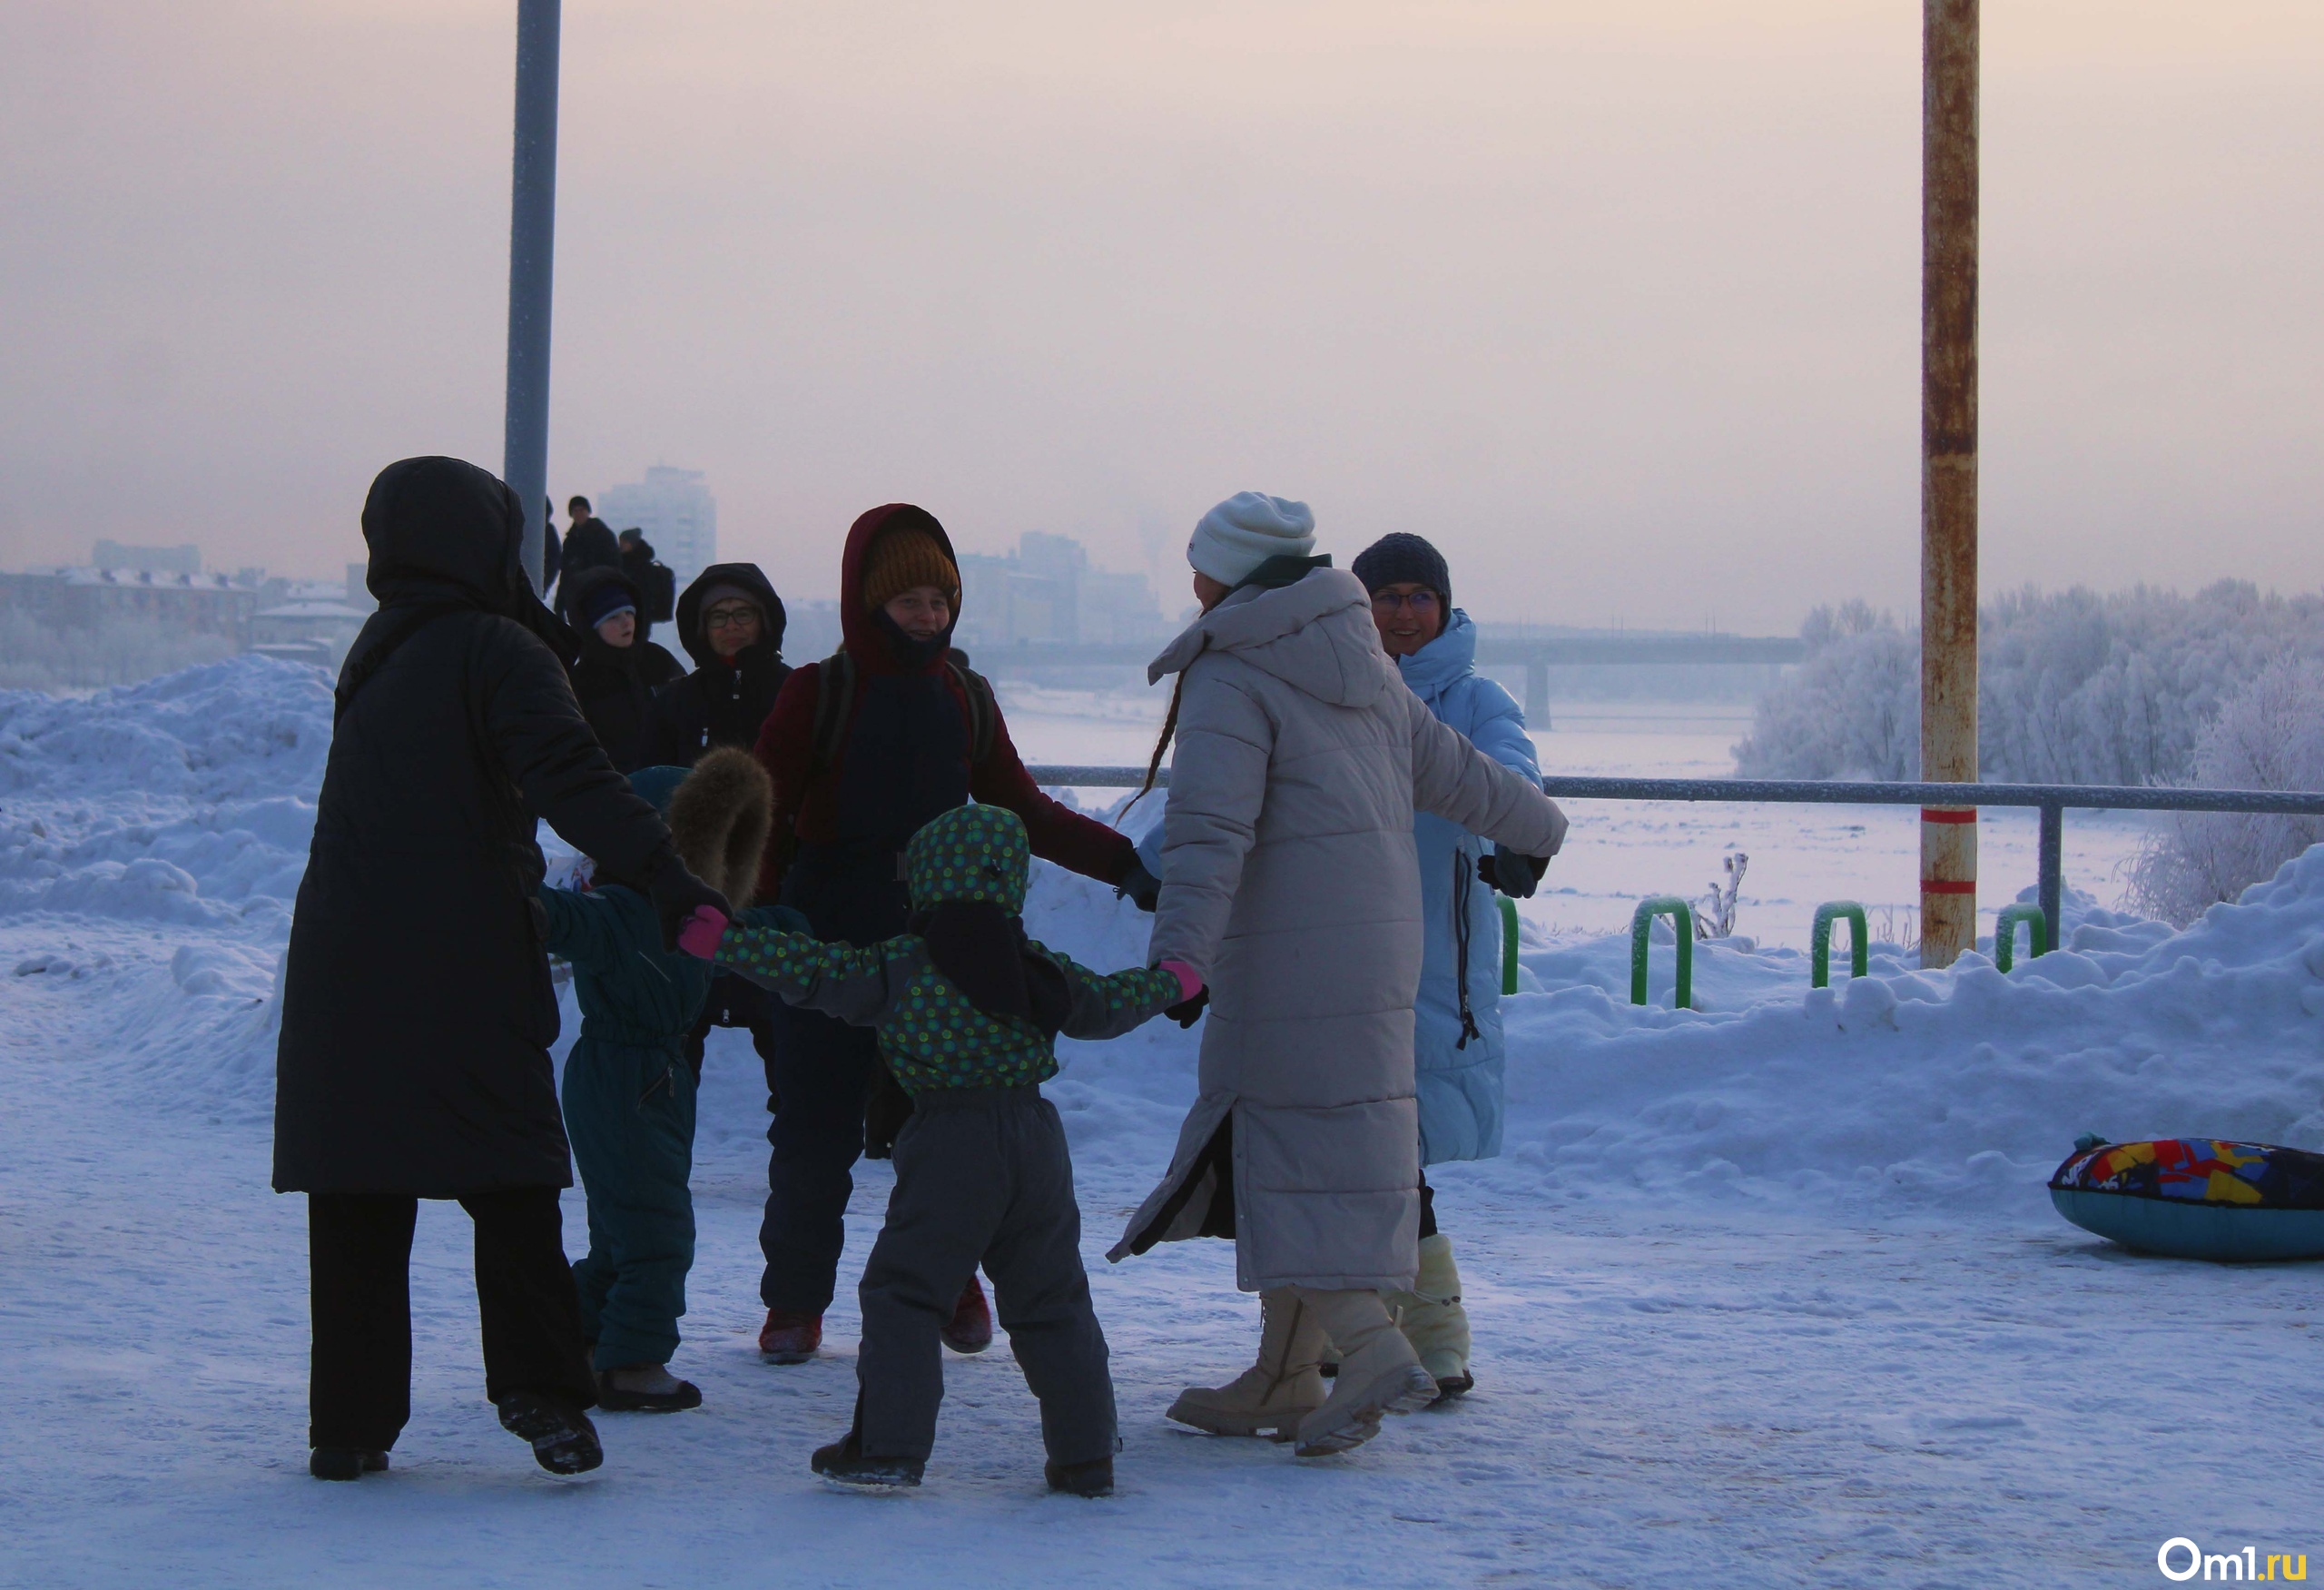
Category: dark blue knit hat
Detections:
[
  {"x1": 579, "y1": 578, "x2": 637, "y2": 631},
  {"x1": 1351, "y1": 533, "x2": 1451, "y2": 607}
]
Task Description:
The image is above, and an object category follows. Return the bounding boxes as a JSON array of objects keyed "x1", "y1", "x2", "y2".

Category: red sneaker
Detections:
[
  {"x1": 941, "y1": 1274, "x2": 994, "y2": 1355},
  {"x1": 759, "y1": 1309, "x2": 822, "y2": 1364}
]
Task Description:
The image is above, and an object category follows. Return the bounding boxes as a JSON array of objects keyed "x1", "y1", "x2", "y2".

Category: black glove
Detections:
[
  {"x1": 1116, "y1": 856, "x2": 1161, "y2": 914},
  {"x1": 1479, "y1": 850, "x2": 1549, "y2": 900},
  {"x1": 647, "y1": 849, "x2": 731, "y2": 951},
  {"x1": 1165, "y1": 986, "x2": 1209, "y2": 1029}
]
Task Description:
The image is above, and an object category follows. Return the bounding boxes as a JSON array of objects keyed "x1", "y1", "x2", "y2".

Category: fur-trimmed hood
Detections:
[{"x1": 666, "y1": 747, "x2": 774, "y2": 908}]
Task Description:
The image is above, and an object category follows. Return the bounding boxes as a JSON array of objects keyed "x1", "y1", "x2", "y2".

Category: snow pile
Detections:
[
  {"x1": 1485, "y1": 855, "x2": 2324, "y2": 1211},
  {"x1": 0, "y1": 656, "x2": 330, "y2": 930},
  {"x1": 1, "y1": 657, "x2": 330, "y2": 1115},
  {"x1": 998, "y1": 840, "x2": 2324, "y2": 1218},
  {"x1": 7, "y1": 658, "x2": 2324, "y2": 1223},
  {"x1": 0, "y1": 654, "x2": 334, "y2": 804}
]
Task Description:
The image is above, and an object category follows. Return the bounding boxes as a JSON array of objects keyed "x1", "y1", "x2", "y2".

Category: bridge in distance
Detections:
[{"x1": 965, "y1": 634, "x2": 1806, "y2": 724}]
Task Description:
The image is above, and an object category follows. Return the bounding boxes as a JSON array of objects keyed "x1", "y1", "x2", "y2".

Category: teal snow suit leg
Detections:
[{"x1": 562, "y1": 1037, "x2": 698, "y2": 1372}]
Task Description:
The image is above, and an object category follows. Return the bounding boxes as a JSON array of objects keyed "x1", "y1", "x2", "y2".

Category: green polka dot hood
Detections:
[
  {"x1": 905, "y1": 805, "x2": 1029, "y2": 915},
  {"x1": 707, "y1": 805, "x2": 1184, "y2": 1094}
]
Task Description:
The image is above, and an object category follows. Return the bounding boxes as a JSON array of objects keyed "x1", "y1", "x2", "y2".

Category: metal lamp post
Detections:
[{"x1": 503, "y1": 0, "x2": 561, "y2": 595}]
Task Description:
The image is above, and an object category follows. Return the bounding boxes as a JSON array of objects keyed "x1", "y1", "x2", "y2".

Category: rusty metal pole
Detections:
[{"x1": 1919, "y1": 0, "x2": 1979, "y2": 967}]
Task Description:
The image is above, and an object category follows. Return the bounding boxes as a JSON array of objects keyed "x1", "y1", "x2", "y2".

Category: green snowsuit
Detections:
[
  {"x1": 710, "y1": 805, "x2": 1182, "y2": 1466},
  {"x1": 710, "y1": 806, "x2": 1182, "y2": 1093},
  {"x1": 540, "y1": 881, "x2": 793, "y2": 1371}
]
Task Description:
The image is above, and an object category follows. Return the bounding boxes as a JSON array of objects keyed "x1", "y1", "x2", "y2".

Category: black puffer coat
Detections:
[
  {"x1": 273, "y1": 457, "x2": 681, "y2": 1197},
  {"x1": 644, "y1": 562, "x2": 792, "y2": 767},
  {"x1": 565, "y1": 568, "x2": 684, "y2": 773},
  {"x1": 556, "y1": 515, "x2": 621, "y2": 619}
]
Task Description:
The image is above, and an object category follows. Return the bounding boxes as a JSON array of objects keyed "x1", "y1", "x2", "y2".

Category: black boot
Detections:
[
  {"x1": 1044, "y1": 1456, "x2": 1113, "y2": 1497},
  {"x1": 496, "y1": 1391, "x2": 604, "y2": 1476},
  {"x1": 309, "y1": 1447, "x2": 389, "y2": 1481},
  {"x1": 811, "y1": 1427, "x2": 923, "y2": 1490},
  {"x1": 596, "y1": 1365, "x2": 703, "y2": 1413}
]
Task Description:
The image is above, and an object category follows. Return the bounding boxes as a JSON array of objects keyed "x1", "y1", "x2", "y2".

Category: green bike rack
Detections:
[
  {"x1": 1630, "y1": 896, "x2": 1695, "y2": 1009},
  {"x1": 1994, "y1": 903, "x2": 2048, "y2": 972},
  {"x1": 1811, "y1": 901, "x2": 1867, "y2": 989},
  {"x1": 1499, "y1": 894, "x2": 1521, "y2": 996}
]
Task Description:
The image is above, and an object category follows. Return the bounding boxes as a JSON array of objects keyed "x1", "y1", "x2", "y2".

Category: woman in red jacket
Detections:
[{"x1": 750, "y1": 503, "x2": 1152, "y2": 1362}]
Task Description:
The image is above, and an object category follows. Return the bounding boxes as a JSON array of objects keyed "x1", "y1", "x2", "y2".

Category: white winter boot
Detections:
[
  {"x1": 1290, "y1": 1288, "x2": 1438, "y2": 1457},
  {"x1": 1385, "y1": 1233, "x2": 1473, "y2": 1399},
  {"x1": 1166, "y1": 1289, "x2": 1328, "y2": 1439}
]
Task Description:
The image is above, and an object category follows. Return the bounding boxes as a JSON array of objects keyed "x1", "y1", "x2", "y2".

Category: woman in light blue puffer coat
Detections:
[{"x1": 1351, "y1": 533, "x2": 1561, "y2": 1398}]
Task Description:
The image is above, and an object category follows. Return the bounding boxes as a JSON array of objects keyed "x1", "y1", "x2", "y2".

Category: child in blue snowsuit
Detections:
[
  {"x1": 539, "y1": 747, "x2": 791, "y2": 1410},
  {"x1": 676, "y1": 803, "x2": 1203, "y2": 1495}
]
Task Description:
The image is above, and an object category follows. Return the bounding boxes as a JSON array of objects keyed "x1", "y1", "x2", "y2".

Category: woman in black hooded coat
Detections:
[{"x1": 273, "y1": 456, "x2": 725, "y2": 1481}]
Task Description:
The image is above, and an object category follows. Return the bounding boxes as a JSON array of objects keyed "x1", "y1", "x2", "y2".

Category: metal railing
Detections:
[{"x1": 1025, "y1": 765, "x2": 2324, "y2": 953}]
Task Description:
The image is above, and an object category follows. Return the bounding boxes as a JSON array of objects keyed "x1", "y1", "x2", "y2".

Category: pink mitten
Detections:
[
  {"x1": 676, "y1": 905, "x2": 730, "y2": 960},
  {"x1": 1157, "y1": 959, "x2": 1202, "y2": 1003}
]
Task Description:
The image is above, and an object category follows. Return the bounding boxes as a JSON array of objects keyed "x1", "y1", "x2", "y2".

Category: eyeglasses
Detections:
[
  {"x1": 704, "y1": 606, "x2": 758, "y2": 630},
  {"x1": 1370, "y1": 590, "x2": 1440, "y2": 616}
]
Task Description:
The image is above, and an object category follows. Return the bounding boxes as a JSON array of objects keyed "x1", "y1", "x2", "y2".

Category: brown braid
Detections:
[{"x1": 1125, "y1": 675, "x2": 1185, "y2": 812}]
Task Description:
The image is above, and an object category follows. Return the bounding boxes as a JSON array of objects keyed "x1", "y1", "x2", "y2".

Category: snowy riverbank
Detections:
[{"x1": 3, "y1": 657, "x2": 2319, "y2": 1586}]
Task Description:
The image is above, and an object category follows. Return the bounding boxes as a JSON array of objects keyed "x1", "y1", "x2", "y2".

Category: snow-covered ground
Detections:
[{"x1": 3, "y1": 657, "x2": 2319, "y2": 1588}]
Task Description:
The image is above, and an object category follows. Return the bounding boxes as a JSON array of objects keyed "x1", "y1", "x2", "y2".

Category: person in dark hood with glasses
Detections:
[
  {"x1": 644, "y1": 563, "x2": 792, "y2": 766},
  {"x1": 639, "y1": 562, "x2": 797, "y2": 1160}
]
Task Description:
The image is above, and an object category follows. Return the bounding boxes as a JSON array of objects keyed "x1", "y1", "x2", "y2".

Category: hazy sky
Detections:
[{"x1": 3, "y1": 1, "x2": 2317, "y2": 627}]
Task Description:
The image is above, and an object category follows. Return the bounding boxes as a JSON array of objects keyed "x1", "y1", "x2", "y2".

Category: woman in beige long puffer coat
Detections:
[{"x1": 1108, "y1": 492, "x2": 1567, "y2": 1457}]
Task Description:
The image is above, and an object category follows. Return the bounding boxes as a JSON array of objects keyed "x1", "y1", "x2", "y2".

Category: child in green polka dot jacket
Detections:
[{"x1": 675, "y1": 803, "x2": 1204, "y2": 1495}]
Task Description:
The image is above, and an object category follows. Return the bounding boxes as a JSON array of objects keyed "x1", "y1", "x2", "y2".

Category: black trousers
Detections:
[
  {"x1": 681, "y1": 970, "x2": 783, "y2": 1092},
  {"x1": 759, "y1": 998, "x2": 879, "y2": 1312},
  {"x1": 760, "y1": 840, "x2": 908, "y2": 1315},
  {"x1": 307, "y1": 1188, "x2": 596, "y2": 1452},
  {"x1": 856, "y1": 1086, "x2": 1115, "y2": 1466}
]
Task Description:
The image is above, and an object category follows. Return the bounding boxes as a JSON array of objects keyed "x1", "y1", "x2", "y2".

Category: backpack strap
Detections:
[
  {"x1": 807, "y1": 650, "x2": 856, "y2": 783},
  {"x1": 945, "y1": 655, "x2": 997, "y2": 765},
  {"x1": 804, "y1": 648, "x2": 996, "y2": 786},
  {"x1": 332, "y1": 604, "x2": 466, "y2": 725}
]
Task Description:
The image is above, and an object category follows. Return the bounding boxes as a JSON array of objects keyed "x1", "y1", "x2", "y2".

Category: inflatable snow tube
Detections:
[{"x1": 2049, "y1": 1137, "x2": 2324, "y2": 1262}]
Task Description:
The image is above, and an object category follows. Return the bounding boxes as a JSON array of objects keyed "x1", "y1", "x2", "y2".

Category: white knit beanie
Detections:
[{"x1": 1187, "y1": 492, "x2": 1316, "y2": 587}]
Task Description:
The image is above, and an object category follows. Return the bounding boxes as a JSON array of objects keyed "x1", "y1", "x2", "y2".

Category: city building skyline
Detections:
[
  {"x1": 954, "y1": 531, "x2": 1166, "y2": 651},
  {"x1": 596, "y1": 467, "x2": 716, "y2": 588}
]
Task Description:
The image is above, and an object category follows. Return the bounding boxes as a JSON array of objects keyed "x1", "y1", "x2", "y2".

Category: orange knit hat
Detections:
[{"x1": 862, "y1": 524, "x2": 960, "y2": 612}]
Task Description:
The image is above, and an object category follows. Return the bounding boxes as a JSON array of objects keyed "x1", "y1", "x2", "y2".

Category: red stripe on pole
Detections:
[
  {"x1": 1920, "y1": 807, "x2": 1977, "y2": 824},
  {"x1": 1920, "y1": 879, "x2": 1977, "y2": 894}
]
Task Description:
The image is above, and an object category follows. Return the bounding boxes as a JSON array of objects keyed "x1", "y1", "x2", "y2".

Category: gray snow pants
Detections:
[{"x1": 857, "y1": 1083, "x2": 1117, "y2": 1467}]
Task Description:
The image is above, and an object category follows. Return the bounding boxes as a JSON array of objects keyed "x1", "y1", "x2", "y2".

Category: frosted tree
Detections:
[
  {"x1": 1732, "y1": 602, "x2": 1915, "y2": 780},
  {"x1": 1736, "y1": 582, "x2": 2324, "y2": 787},
  {"x1": 2124, "y1": 657, "x2": 2324, "y2": 925}
]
